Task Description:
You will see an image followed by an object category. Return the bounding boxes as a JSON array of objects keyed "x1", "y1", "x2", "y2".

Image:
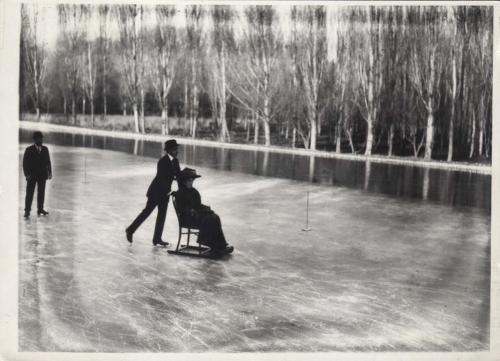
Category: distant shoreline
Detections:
[{"x1": 19, "y1": 120, "x2": 492, "y2": 175}]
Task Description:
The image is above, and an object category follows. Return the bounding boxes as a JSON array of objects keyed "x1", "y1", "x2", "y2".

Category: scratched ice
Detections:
[{"x1": 18, "y1": 144, "x2": 490, "y2": 352}]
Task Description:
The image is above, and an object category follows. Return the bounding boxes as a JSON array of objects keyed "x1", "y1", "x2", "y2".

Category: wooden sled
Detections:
[{"x1": 167, "y1": 245, "x2": 234, "y2": 259}]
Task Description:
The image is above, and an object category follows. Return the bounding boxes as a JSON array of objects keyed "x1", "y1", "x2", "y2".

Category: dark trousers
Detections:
[
  {"x1": 127, "y1": 197, "x2": 169, "y2": 242},
  {"x1": 25, "y1": 179, "x2": 46, "y2": 213}
]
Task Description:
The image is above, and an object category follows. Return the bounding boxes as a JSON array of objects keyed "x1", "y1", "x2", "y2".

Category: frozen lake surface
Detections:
[{"x1": 18, "y1": 142, "x2": 490, "y2": 352}]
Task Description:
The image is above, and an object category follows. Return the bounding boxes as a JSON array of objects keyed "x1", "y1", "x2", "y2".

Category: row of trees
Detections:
[{"x1": 20, "y1": 4, "x2": 492, "y2": 161}]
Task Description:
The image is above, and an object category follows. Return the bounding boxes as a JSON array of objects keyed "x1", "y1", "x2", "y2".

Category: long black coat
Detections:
[
  {"x1": 174, "y1": 186, "x2": 227, "y2": 249},
  {"x1": 23, "y1": 145, "x2": 52, "y2": 181},
  {"x1": 174, "y1": 187, "x2": 209, "y2": 225},
  {"x1": 146, "y1": 155, "x2": 180, "y2": 200}
]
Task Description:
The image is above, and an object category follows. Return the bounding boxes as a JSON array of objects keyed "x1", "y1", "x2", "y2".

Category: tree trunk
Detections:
[
  {"x1": 469, "y1": 109, "x2": 476, "y2": 159},
  {"x1": 63, "y1": 96, "x2": 67, "y2": 115},
  {"x1": 335, "y1": 122, "x2": 341, "y2": 153},
  {"x1": 133, "y1": 103, "x2": 140, "y2": 133},
  {"x1": 140, "y1": 88, "x2": 145, "y2": 134},
  {"x1": 87, "y1": 42, "x2": 94, "y2": 128},
  {"x1": 292, "y1": 127, "x2": 296, "y2": 148},
  {"x1": 219, "y1": 44, "x2": 229, "y2": 142},
  {"x1": 191, "y1": 55, "x2": 198, "y2": 139},
  {"x1": 424, "y1": 45, "x2": 436, "y2": 161},
  {"x1": 479, "y1": 125, "x2": 484, "y2": 157},
  {"x1": 263, "y1": 83, "x2": 271, "y2": 146},
  {"x1": 192, "y1": 116, "x2": 197, "y2": 139},
  {"x1": 447, "y1": 54, "x2": 457, "y2": 162},
  {"x1": 263, "y1": 121, "x2": 271, "y2": 147},
  {"x1": 161, "y1": 106, "x2": 169, "y2": 135},
  {"x1": 387, "y1": 123, "x2": 394, "y2": 156},
  {"x1": 123, "y1": 101, "x2": 127, "y2": 116},
  {"x1": 90, "y1": 102, "x2": 95, "y2": 128},
  {"x1": 262, "y1": 49, "x2": 271, "y2": 146},
  {"x1": 424, "y1": 109, "x2": 434, "y2": 160},
  {"x1": 184, "y1": 73, "x2": 189, "y2": 130},
  {"x1": 253, "y1": 117, "x2": 259, "y2": 145},
  {"x1": 365, "y1": 114, "x2": 373, "y2": 156},
  {"x1": 82, "y1": 98, "x2": 86, "y2": 116},
  {"x1": 310, "y1": 118, "x2": 317, "y2": 151},
  {"x1": 72, "y1": 98, "x2": 76, "y2": 124},
  {"x1": 36, "y1": 107, "x2": 40, "y2": 120},
  {"x1": 103, "y1": 52, "x2": 107, "y2": 119},
  {"x1": 364, "y1": 22, "x2": 375, "y2": 156},
  {"x1": 246, "y1": 119, "x2": 250, "y2": 142},
  {"x1": 346, "y1": 129, "x2": 355, "y2": 154},
  {"x1": 478, "y1": 96, "x2": 485, "y2": 156}
]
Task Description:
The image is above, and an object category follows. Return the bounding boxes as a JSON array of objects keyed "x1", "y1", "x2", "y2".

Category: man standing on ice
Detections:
[
  {"x1": 126, "y1": 139, "x2": 181, "y2": 246},
  {"x1": 23, "y1": 131, "x2": 52, "y2": 218}
]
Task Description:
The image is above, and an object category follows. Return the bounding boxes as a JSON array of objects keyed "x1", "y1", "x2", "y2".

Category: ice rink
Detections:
[{"x1": 18, "y1": 144, "x2": 490, "y2": 352}]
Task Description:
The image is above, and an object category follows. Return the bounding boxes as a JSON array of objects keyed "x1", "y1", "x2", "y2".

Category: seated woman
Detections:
[{"x1": 174, "y1": 167, "x2": 233, "y2": 255}]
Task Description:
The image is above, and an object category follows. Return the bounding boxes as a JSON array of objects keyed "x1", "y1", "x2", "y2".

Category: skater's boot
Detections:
[
  {"x1": 37, "y1": 210, "x2": 49, "y2": 216},
  {"x1": 126, "y1": 229, "x2": 133, "y2": 243},
  {"x1": 153, "y1": 239, "x2": 169, "y2": 247}
]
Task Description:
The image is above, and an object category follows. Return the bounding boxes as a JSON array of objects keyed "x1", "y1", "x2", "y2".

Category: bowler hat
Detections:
[
  {"x1": 33, "y1": 131, "x2": 43, "y2": 140},
  {"x1": 178, "y1": 167, "x2": 201, "y2": 181},
  {"x1": 164, "y1": 139, "x2": 179, "y2": 151}
]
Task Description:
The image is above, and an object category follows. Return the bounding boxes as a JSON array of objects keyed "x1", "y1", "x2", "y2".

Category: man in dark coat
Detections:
[
  {"x1": 126, "y1": 139, "x2": 181, "y2": 246},
  {"x1": 23, "y1": 131, "x2": 52, "y2": 218}
]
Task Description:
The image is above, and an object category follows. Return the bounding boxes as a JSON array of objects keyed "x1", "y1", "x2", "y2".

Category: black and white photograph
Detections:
[{"x1": 0, "y1": 0, "x2": 498, "y2": 359}]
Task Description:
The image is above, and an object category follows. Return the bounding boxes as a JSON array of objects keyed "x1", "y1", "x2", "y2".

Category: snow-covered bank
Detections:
[{"x1": 20, "y1": 120, "x2": 492, "y2": 175}]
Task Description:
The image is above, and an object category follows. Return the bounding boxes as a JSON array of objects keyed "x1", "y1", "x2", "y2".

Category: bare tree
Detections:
[
  {"x1": 469, "y1": 7, "x2": 492, "y2": 158},
  {"x1": 351, "y1": 7, "x2": 385, "y2": 156},
  {"x1": 21, "y1": 4, "x2": 48, "y2": 120},
  {"x1": 150, "y1": 5, "x2": 179, "y2": 135},
  {"x1": 81, "y1": 6, "x2": 98, "y2": 127},
  {"x1": 326, "y1": 7, "x2": 353, "y2": 153},
  {"x1": 57, "y1": 5, "x2": 86, "y2": 124},
  {"x1": 185, "y1": 5, "x2": 204, "y2": 138},
  {"x1": 445, "y1": 8, "x2": 460, "y2": 161},
  {"x1": 228, "y1": 5, "x2": 284, "y2": 146},
  {"x1": 99, "y1": 5, "x2": 110, "y2": 120},
  {"x1": 294, "y1": 5, "x2": 328, "y2": 151},
  {"x1": 408, "y1": 7, "x2": 448, "y2": 160},
  {"x1": 208, "y1": 5, "x2": 235, "y2": 142},
  {"x1": 115, "y1": 5, "x2": 143, "y2": 133}
]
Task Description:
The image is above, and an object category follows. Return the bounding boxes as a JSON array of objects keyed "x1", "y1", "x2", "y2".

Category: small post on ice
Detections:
[
  {"x1": 84, "y1": 155, "x2": 87, "y2": 184},
  {"x1": 302, "y1": 191, "x2": 312, "y2": 232}
]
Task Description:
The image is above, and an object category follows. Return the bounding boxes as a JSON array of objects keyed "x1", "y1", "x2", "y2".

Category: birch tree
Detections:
[
  {"x1": 99, "y1": 5, "x2": 110, "y2": 119},
  {"x1": 408, "y1": 7, "x2": 448, "y2": 160},
  {"x1": 295, "y1": 5, "x2": 327, "y2": 151},
  {"x1": 57, "y1": 5, "x2": 86, "y2": 124},
  {"x1": 21, "y1": 4, "x2": 48, "y2": 120},
  {"x1": 82, "y1": 6, "x2": 98, "y2": 127},
  {"x1": 115, "y1": 5, "x2": 143, "y2": 133},
  {"x1": 209, "y1": 6, "x2": 235, "y2": 142},
  {"x1": 351, "y1": 7, "x2": 384, "y2": 156},
  {"x1": 150, "y1": 5, "x2": 179, "y2": 135},
  {"x1": 469, "y1": 7, "x2": 492, "y2": 158},
  {"x1": 228, "y1": 6, "x2": 284, "y2": 146},
  {"x1": 185, "y1": 5, "x2": 204, "y2": 138}
]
